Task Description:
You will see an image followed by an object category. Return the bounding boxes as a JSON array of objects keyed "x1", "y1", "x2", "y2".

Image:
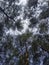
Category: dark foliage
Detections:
[
  {"x1": 28, "y1": 0, "x2": 38, "y2": 8},
  {"x1": 0, "y1": 23, "x2": 4, "y2": 38},
  {"x1": 29, "y1": 17, "x2": 38, "y2": 27},
  {"x1": 39, "y1": 8, "x2": 49, "y2": 19}
]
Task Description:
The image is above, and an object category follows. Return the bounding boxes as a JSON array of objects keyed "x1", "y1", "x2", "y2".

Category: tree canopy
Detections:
[{"x1": 0, "y1": 0, "x2": 49, "y2": 65}]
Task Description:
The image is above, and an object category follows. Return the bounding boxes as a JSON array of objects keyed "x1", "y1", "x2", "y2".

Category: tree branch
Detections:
[{"x1": 0, "y1": 7, "x2": 16, "y2": 22}]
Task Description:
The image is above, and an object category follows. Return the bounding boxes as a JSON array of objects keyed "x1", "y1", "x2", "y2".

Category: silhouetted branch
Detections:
[{"x1": 0, "y1": 7, "x2": 16, "y2": 22}]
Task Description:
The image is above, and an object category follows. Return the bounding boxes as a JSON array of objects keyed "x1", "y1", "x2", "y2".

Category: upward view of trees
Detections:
[{"x1": 0, "y1": 0, "x2": 49, "y2": 65}]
